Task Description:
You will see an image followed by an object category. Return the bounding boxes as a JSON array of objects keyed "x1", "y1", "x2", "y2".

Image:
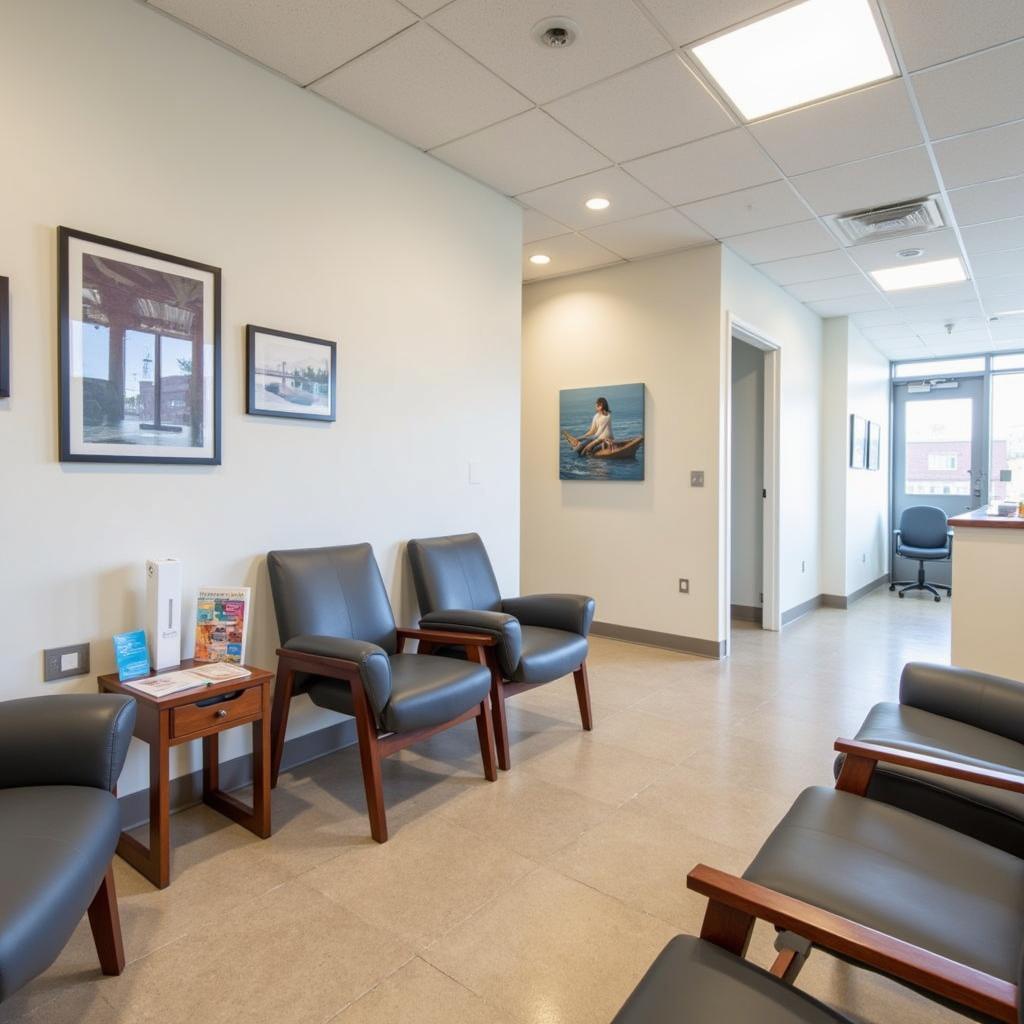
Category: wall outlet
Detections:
[
  {"x1": 801, "y1": 560, "x2": 806, "y2": 573},
  {"x1": 690, "y1": 470, "x2": 705, "y2": 487},
  {"x1": 862, "y1": 553, "x2": 866, "y2": 563},
  {"x1": 43, "y1": 642, "x2": 90, "y2": 681},
  {"x1": 678, "y1": 578, "x2": 690, "y2": 594}
]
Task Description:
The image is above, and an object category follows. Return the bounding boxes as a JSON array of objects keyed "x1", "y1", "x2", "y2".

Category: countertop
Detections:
[{"x1": 949, "y1": 507, "x2": 1024, "y2": 529}]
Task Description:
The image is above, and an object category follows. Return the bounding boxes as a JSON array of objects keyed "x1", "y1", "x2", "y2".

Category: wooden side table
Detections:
[{"x1": 98, "y1": 661, "x2": 274, "y2": 889}]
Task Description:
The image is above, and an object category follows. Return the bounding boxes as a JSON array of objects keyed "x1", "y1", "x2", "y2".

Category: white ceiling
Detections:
[{"x1": 146, "y1": 0, "x2": 1024, "y2": 359}]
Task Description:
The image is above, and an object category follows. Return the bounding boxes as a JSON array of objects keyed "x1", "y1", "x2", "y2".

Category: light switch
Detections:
[
  {"x1": 60, "y1": 652, "x2": 79, "y2": 672},
  {"x1": 468, "y1": 460, "x2": 483, "y2": 485},
  {"x1": 43, "y1": 642, "x2": 90, "y2": 681}
]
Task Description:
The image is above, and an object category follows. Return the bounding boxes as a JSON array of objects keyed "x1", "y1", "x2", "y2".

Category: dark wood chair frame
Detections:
[
  {"x1": 270, "y1": 628, "x2": 499, "y2": 843},
  {"x1": 88, "y1": 864, "x2": 125, "y2": 977},
  {"x1": 416, "y1": 640, "x2": 593, "y2": 772},
  {"x1": 685, "y1": 737, "x2": 1022, "y2": 1024}
]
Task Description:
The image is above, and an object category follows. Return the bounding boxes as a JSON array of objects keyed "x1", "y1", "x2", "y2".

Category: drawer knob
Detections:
[{"x1": 216, "y1": 708, "x2": 229, "y2": 718}]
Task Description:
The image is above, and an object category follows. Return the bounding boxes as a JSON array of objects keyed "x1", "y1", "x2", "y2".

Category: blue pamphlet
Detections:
[{"x1": 113, "y1": 630, "x2": 150, "y2": 682}]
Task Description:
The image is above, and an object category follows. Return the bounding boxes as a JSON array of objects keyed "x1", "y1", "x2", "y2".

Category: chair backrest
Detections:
[
  {"x1": 407, "y1": 533, "x2": 503, "y2": 615},
  {"x1": 899, "y1": 505, "x2": 949, "y2": 549},
  {"x1": 267, "y1": 543, "x2": 397, "y2": 655}
]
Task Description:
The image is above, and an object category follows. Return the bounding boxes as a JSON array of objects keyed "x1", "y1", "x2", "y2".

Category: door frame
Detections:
[{"x1": 724, "y1": 313, "x2": 782, "y2": 640}]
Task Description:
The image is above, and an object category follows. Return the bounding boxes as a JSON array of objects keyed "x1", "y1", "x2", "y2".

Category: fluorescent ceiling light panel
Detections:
[
  {"x1": 870, "y1": 257, "x2": 967, "y2": 291},
  {"x1": 691, "y1": 0, "x2": 895, "y2": 121}
]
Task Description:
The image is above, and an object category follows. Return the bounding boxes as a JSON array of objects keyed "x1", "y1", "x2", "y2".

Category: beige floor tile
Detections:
[
  {"x1": 303, "y1": 815, "x2": 534, "y2": 948},
  {"x1": 424, "y1": 867, "x2": 677, "y2": 1024},
  {"x1": 589, "y1": 707, "x2": 726, "y2": 764},
  {"x1": 330, "y1": 957, "x2": 514, "y2": 1024}
]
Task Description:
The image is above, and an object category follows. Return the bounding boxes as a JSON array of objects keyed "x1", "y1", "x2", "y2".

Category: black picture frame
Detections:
[
  {"x1": 58, "y1": 226, "x2": 221, "y2": 464},
  {"x1": 246, "y1": 325, "x2": 337, "y2": 423},
  {"x1": 0, "y1": 276, "x2": 9, "y2": 399}
]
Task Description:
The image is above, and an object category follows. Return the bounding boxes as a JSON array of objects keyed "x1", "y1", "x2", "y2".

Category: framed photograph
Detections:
[
  {"x1": 559, "y1": 382, "x2": 645, "y2": 481},
  {"x1": 0, "y1": 276, "x2": 9, "y2": 399},
  {"x1": 867, "y1": 420, "x2": 881, "y2": 471},
  {"x1": 58, "y1": 227, "x2": 221, "y2": 464},
  {"x1": 246, "y1": 325, "x2": 336, "y2": 422},
  {"x1": 850, "y1": 414, "x2": 867, "y2": 469}
]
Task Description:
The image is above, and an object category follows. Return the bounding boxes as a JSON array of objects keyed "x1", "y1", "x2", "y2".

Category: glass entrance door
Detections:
[{"x1": 891, "y1": 378, "x2": 986, "y2": 587}]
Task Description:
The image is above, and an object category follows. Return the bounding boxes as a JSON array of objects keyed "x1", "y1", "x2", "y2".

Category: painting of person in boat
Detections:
[{"x1": 559, "y1": 383, "x2": 645, "y2": 481}]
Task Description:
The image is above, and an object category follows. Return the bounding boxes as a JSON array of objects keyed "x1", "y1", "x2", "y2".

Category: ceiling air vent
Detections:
[{"x1": 827, "y1": 196, "x2": 945, "y2": 246}]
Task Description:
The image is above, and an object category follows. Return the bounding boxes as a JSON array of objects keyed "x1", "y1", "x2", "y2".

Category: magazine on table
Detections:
[
  {"x1": 123, "y1": 661, "x2": 251, "y2": 698},
  {"x1": 194, "y1": 586, "x2": 251, "y2": 664}
]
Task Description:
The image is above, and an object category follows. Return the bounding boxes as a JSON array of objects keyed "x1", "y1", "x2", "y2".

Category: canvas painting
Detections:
[{"x1": 560, "y1": 383, "x2": 645, "y2": 481}]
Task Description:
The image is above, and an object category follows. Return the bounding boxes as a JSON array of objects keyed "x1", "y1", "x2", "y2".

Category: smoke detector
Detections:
[
  {"x1": 532, "y1": 17, "x2": 580, "y2": 49},
  {"x1": 826, "y1": 196, "x2": 946, "y2": 246}
]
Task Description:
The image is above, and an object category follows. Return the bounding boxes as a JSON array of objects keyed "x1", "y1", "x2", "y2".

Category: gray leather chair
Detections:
[
  {"x1": 837, "y1": 662, "x2": 1024, "y2": 855},
  {"x1": 0, "y1": 694, "x2": 136, "y2": 1003},
  {"x1": 267, "y1": 542, "x2": 498, "y2": 843},
  {"x1": 407, "y1": 533, "x2": 595, "y2": 770},
  {"x1": 889, "y1": 505, "x2": 952, "y2": 601},
  {"x1": 612, "y1": 936, "x2": 850, "y2": 1024}
]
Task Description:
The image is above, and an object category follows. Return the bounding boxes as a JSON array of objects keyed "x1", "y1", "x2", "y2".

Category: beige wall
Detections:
[{"x1": 0, "y1": 0, "x2": 523, "y2": 796}]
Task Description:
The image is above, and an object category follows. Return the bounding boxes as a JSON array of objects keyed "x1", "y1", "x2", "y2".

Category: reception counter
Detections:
[{"x1": 949, "y1": 508, "x2": 1024, "y2": 682}]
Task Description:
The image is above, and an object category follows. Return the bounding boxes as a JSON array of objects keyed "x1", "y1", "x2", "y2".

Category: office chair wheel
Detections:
[
  {"x1": 889, "y1": 584, "x2": 895, "y2": 591},
  {"x1": 898, "y1": 591, "x2": 904, "y2": 598},
  {"x1": 934, "y1": 595, "x2": 941, "y2": 602}
]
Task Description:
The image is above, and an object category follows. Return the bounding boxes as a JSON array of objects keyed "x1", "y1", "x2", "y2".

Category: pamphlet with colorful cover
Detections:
[
  {"x1": 194, "y1": 587, "x2": 250, "y2": 664},
  {"x1": 113, "y1": 629, "x2": 151, "y2": 682}
]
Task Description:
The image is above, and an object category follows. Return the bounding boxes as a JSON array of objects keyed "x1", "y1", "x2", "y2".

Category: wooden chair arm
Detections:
[
  {"x1": 395, "y1": 628, "x2": 498, "y2": 648},
  {"x1": 835, "y1": 737, "x2": 1024, "y2": 795},
  {"x1": 275, "y1": 647, "x2": 362, "y2": 682},
  {"x1": 687, "y1": 864, "x2": 1017, "y2": 1023}
]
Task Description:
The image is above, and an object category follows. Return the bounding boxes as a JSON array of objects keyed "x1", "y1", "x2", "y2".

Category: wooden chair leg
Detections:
[
  {"x1": 352, "y1": 692, "x2": 388, "y2": 843},
  {"x1": 573, "y1": 660, "x2": 594, "y2": 731},
  {"x1": 87, "y1": 865, "x2": 125, "y2": 976},
  {"x1": 476, "y1": 699, "x2": 498, "y2": 781},
  {"x1": 269, "y1": 661, "x2": 295, "y2": 788},
  {"x1": 490, "y1": 674, "x2": 512, "y2": 772}
]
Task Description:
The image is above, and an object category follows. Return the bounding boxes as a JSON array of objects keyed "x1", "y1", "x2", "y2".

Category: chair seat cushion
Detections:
[
  {"x1": 744, "y1": 787, "x2": 1024, "y2": 984},
  {"x1": 511, "y1": 626, "x2": 588, "y2": 685},
  {"x1": 380, "y1": 654, "x2": 490, "y2": 734},
  {"x1": 897, "y1": 544, "x2": 949, "y2": 560},
  {"x1": 612, "y1": 935, "x2": 849, "y2": 1024},
  {"x1": 0, "y1": 786, "x2": 120, "y2": 1002}
]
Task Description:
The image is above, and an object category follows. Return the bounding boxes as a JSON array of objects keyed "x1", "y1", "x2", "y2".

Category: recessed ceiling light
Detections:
[
  {"x1": 585, "y1": 197, "x2": 610, "y2": 211},
  {"x1": 529, "y1": 254, "x2": 551, "y2": 265},
  {"x1": 869, "y1": 257, "x2": 967, "y2": 292},
  {"x1": 690, "y1": 0, "x2": 895, "y2": 121}
]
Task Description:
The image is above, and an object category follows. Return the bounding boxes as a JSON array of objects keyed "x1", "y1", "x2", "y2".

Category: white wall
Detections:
[
  {"x1": 521, "y1": 247, "x2": 723, "y2": 644},
  {"x1": 730, "y1": 338, "x2": 764, "y2": 609},
  {"x1": 0, "y1": 0, "x2": 522, "y2": 796},
  {"x1": 720, "y1": 248, "x2": 825, "y2": 619}
]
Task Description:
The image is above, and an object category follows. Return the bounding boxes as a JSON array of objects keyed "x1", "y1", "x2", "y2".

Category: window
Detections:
[
  {"x1": 990, "y1": 372, "x2": 1024, "y2": 502},
  {"x1": 927, "y1": 452, "x2": 958, "y2": 471},
  {"x1": 992, "y1": 353, "x2": 1024, "y2": 371},
  {"x1": 904, "y1": 398, "x2": 972, "y2": 496},
  {"x1": 893, "y1": 357, "x2": 985, "y2": 379}
]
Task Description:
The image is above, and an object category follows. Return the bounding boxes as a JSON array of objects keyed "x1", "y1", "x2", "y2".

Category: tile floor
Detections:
[{"x1": 4, "y1": 589, "x2": 963, "y2": 1024}]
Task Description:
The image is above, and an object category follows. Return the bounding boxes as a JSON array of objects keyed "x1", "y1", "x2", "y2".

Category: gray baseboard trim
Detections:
[
  {"x1": 591, "y1": 620, "x2": 726, "y2": 659},
  {"x1": 821, "y1": 574, "x2": 890, "y2": 611},
  {"x1": 781, "y1": 594, "x2": 824, "y2": 625},
  {"x1": 821, "y1": 594, "x2": 846, "y2": 609},
  {"x1": 730, "y1": 604, "x2": 763, "y2": 624},
  {"x1": 117, "y1": 718, "x2": 357, "y2": 830}
]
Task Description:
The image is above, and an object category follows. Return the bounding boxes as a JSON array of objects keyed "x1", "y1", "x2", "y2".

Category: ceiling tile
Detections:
[
  {"x1": 518, "y1": 167, "x2": 667, "y2": 230},
  {"x1": 637, "y1": 0, "x2": 781, "y2": 47},
  {"x1": 852, "y1": 309, "x2": 908, "y2": 327},
  {"x1": 883, "y1": 0, "x2": 1024, "y2": 72},
  {"x1": 750, "y1": 80, "x2": 922, "y2": 176},
  {"x1": 429, "y1": 0, "x2": 669, "y2": 104},
  {"x1": 726, "y1": 220, "x2": 838, "y2": 263},
  {"x1": 977, "y1": 273, "x2": 1024, "y2": 301},
  {"x1": 622, "y1": 129, "x2": 779, "y2": 206},
  {"x1": 893, "y1": 298, "x2": 984, "y2": 321},
  {"x1": 809, "y1": 295, "x2": 889, "y2": 317},
  {"x1": 859, "y1": 324, "x2": 917, "y2": 342},
  {"x1": 523, "y1": 233, "x2": 621, "y2": 280},
  {"x1": 312, "y1": 24, "x2": 531, "y2": 149},
  {"x1": 150, "y1": 0, "x2": 417, "y2": 85},
  {"x1": 400, "y1": 0, "x2": 450, "y2": 13},
  {"x1": 947, "y1": 175, "x2": 1024, "y2": 228},
  {"x1": 581, "y1": 209, "x2": 713, "y2": 259},
  {"x1": 756, "y1": 250, "x2": 858, "y2": 286},
  {"x1": 846, "y1": 228, "x2": 963, "y2": 271},
  {"x1": 907, "y1": 317, "x2": 988, "y2": 336},
  {"x1": 522, "y1": 208, "x2": 570, "y2": 244},
  {"x1": 680, "y1": 180, "x2": 808, "y2": 237},
  {"x1": 429, "y1": 109, "x2": 609, "y2": 195},
  {"x1": 791, "y1": 147, "x2": 938, "y2": 216},
  {"x1": 786, "y1": 275, "x2": 877, "y2": 302},
  {"x1": 543, "y1": 54, "x2": 734, "y2": 163},
  {"x1": 932, "y1": 121, "x2": 1024, "y2": 189},
  {"x1": 971, "y1": 248, "x2": 1024, "y2": 279},
  {"x1": 961, "y1": 216, "x2": 1024, "y2": 255},
  {"x1": 913, "y1": 39, "x2": 1024, "y2": 139},
  {"x1": 887, "y1": 281, "x2": 979, "y2": 307},
  {"x1": 990, "y1": 320, "x2": 1024, "y2": 341}
]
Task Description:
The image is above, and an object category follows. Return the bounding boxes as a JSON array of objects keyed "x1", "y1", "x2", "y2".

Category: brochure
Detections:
[
  {"x1": 123, "y1": 663, "x2": 250, "y2": 698},
  {"x1": 194, "y1": 586, "x2": 251, "y2": 664},
  {"x1": 113, "y1": 629, "x2": 151, "y2": 682}
]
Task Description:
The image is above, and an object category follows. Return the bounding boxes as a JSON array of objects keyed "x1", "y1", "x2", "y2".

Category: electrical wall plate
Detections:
[
  {"x1": 43, "y1": 642, "x2": 90, "y2": 681},
  {"x1": 690, "y1": 470, "x2": 705, "y2": 487},
  {"x1": 679, "y1": 578, "x2": 690, "y2": 593}
]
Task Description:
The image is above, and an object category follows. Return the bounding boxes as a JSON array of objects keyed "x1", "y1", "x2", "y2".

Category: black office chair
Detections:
[{"x1": 889, "y1": 505, "x2": 952, "y2": 601}]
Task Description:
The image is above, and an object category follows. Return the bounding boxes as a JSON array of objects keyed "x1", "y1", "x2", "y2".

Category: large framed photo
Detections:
[
  {"x1": 0, "y1": 276, "x2": 9, "y2": 399},
  {"x1": 246, "y1": 325, "x2": 336, "y2": 422},
  {"x1": 559, "y1": 382, "x2": 645, "y2": 481},
  {"x1": 58, "y1": 227, "x2": 221, "y2": 464}
]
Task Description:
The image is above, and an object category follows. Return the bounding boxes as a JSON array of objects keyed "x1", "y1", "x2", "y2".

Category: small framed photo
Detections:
[
  {"x1": 867, "y1": 420, "x2": 881, "y2": 471},
  {"x1": 246, "y1": 325, "x2": 336, "y2": 422},
  {"x1": 58, "y1": 227, "x2": 221, "y2": 464},
  {"x1": 850, "y1": 414, "x2": 867, "y2": 469},
  {"x1": 0, "y1": 276, "x2": 9, "y2": 399}
]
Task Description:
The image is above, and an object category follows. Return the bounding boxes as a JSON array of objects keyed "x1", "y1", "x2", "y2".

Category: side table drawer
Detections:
[{"x1": 171, "y1": 687, "x2": 261, "y2": 739}]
